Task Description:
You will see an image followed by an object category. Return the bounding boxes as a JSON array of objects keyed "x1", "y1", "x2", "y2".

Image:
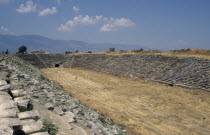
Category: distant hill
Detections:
[{"x1": 0, "y1": 34, "x2": 146, "y2": 53}]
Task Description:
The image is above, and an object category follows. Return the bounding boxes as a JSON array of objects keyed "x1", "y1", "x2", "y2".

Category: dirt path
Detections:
[{"x1": 41, "y1": 68, "x2": 210, "y2": 135}]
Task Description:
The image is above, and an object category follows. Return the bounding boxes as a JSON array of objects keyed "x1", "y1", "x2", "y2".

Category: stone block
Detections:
[
  {"x1": 0, "y1": 118, "x2": 22, "y2": 127},
  {"x1": 0, "y1": 80, "x2": 7, "y2": 86},
  {"x1": 0, "y1": 100, "x2": 15, "y2": 110},
  {"x1": 71, "y1": 127, "x2": 88, "y2": 135},
  {"x1": 17, "y1": 99, "x2": 30, "y2": 109},
  {"x1": 30, "y1": 132, "x2": 49, "y2": 135},
  {"x1": 53, "y1": 107, "x2": 64, "y2": 116},
  {"x1": 62, "y1": 111, "x2": 76, "y2": 123},
  {"x1": 0, "y1": 84, "x2": 10, "y2": 92},
  {"x1": 22, "y1": 122, "x2": 43, "y2": 134},
  {"x1": 0, "y1": 124, "x2": 13, "y2": 135},
  {"x1": 0, "y1": 108, "x2": 17, "y2": 118},
  {"x1": 21, "y1": 119, "x2": 36, "y2": 125},
  {"x1": 18, "y1": 110, "x2": 40, "y2": 120},
  {"x1": 0, "y1": 94, "x2": 12, "y2": 102},
  {"x1": 45, "y1": 103, "x2": 54, "y2": 110},
  {"x1": 12, "y1": 89, "x2": 26, "y2": 98}
]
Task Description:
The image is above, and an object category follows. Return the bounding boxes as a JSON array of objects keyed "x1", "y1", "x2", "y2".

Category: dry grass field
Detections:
[
  {"x1": 70, "y1": 49, "x2": 210, "y2": 60},
  {"x1": 41, "y1": 68, "x2": 210, "y2": 135}
]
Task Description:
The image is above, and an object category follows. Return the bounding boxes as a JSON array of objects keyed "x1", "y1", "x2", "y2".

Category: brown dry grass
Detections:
[
  {"x1": 41, "y1": 68, "x2": 210, "y2": 135},
  {"x1": 68, "y1": 49, "x2": 210, "y2": 60}
]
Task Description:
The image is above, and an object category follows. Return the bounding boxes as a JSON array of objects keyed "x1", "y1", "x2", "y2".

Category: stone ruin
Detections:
[
  {"x1": 0, "y1": 54, "x2": 125, "y2": 135},
  {"x1": 18, "y1": 54, "x2": 210, "y2": 91}
]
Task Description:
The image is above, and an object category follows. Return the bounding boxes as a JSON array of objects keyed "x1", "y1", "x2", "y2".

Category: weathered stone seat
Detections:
[
  {"x1": 0, "y1": 84, "x2": 10, "y2": 92},
  {"x1": 0, "y1": 80, "x2": 7, "y2": 86},
  {"x1": 0, "y1": 118, "x2": 22, "y2": 127},
  {"x1": 22, "y1": 122, "x2": 43, "y2": 134},
  {"x1": 0, "y1": 100, "x2": 15, "y2": 110},
  {"x1": 0, "y1": 94, "x2": 12, "y2": 102},
  {"x1": 0, "y1": 108, "x2": 17, "y2": 118},
  {"x1": 30, "y1": 132, "x2": 49, "y2": 135},
  {"x1": 17, "y1": 99, "x2": 30, "y2": 109},
  {"x1": 62, "y1": 111, "x2": 76, "y2": 123},
  {"x1": 11, "y1": 89, "x2": 26, "y2": 98},
  {"x1": 0, "y1": 124, "x2": 13, "y2": 135},
  {"x1": 21, "y1": 119, "x2": 36, "y2": 125},
  {"x1": 18, "y1": 110, "x2": 40, "y2": 120}
]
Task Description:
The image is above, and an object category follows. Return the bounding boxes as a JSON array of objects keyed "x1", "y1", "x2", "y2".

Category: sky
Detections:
[{"x1": 0, "y1": 0, "x2": 210, "y2": 50}]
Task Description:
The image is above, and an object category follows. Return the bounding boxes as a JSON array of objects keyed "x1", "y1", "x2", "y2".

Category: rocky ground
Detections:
[{"x1": 0, "y1": 54, "x2": 125, "y2": 135}]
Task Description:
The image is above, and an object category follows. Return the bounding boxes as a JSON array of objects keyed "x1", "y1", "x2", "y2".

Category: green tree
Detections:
[
  {"x1": 18, "y1": 46, "x2": 27, "y2": 54},
  {"x1": 5, "y1": 49, "x2": 9, "y2": 54}
]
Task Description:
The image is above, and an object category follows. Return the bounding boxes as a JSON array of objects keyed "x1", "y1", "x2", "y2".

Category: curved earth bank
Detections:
[{"x1": 41, "y1": 68, "x2": 210, "y2": 135}]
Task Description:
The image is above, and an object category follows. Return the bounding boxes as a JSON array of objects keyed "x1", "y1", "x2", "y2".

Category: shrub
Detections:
[
  {"x1": 65, "y1": 51, "x2": 72, "y2": 54},
  {"x1": 98, "y1": 117, "x2": 106, "y2": 123},
  {"x1": 87, "y1": 51, "x2": 92, "y2": 53},
  {"x1": 18, "y1": 46, "x2": 27, "y2": 54},
  {"x1": 131, "y1": 49, "x2": 143, "y2": 53},
  {"x1": 118, "y1": 123, "x2": 126, "y2": 129},
  {"x1": 119, "y1": 50, "x2": 127, "y2": 53},
  {"x1": 40, "y1": 119, "x2": 58, "y2": 135},
  {"x1": 109, "y1": 48, "x2": 115, "y2": 52}
]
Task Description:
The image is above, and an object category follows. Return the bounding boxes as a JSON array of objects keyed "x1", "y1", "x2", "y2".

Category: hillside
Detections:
[{"x1": 0, "y1": 34, "x2": 145, "y2": 53}]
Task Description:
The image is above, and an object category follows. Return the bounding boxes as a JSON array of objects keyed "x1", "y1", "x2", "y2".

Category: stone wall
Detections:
[
  {"x1": 17, "y1": 54, "x2": 210, "y2": 91},
  {"x1": 1, "y1": 54, "x2": 124, "y2": 135}
]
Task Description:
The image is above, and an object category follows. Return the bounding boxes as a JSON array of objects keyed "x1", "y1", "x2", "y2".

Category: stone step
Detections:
[
  {"x1": 11, "y1": 89, "x2": 26, "y2": 98},
  {"x1": 0, "y1": 100, "x2": 15, "y2": 110},
  {"x1": 71, "y1": 127, "x2": 88, "y2": 135},
  {"x1": 30, "y1": 132, "x2": 49, "y2": 135},
  {"x1": 22, "y1": 122, "x2": 43, "y2": 134},
  {"x1": 14, "y1": 96, "x2": 27, "y2": 103},
  {"x1": 0, "y1": 118, "x2": 22, "y2": 127},
  {"x1": 17, "y1": 99, "x2": 30, "y2": 109},
  {"x1": 0, "y1": 84, "x2": 10, "y2": 92},
  {"x1": 0, "y1": 108, "x2": 17, "y2": 118},
  {"x1": 39, "y1": 109, "x2": 73, "y2": 130},
  {"x1": 0, "y1": 124, "x2": 13, "y2": 135},
  {"x1": 10, "y1": 83, "x2": 23, "y2": 90},
  {"x1": 53, "y1": 107, "x2": 64, "y2": 116},
  {"x1": 18, "y1": 110, "x2": 40, "y2": 120},
  {"x1": 0, "y1": 94, "x2": 12, "y2": 102},
  {"x1": 21, "y1": 119, "x2": 36, "y2": 125},
  {"x1": 0, "y1": 80, "x2": 7, "y2": 86},
  {"x1": 62, "y1": 111, "x2": 76, "y2": 123}
]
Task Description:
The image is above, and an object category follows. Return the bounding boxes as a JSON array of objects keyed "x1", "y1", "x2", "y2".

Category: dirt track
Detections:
[{"x1": 41, "y1": 68, "x2": 210, "y2": 135}]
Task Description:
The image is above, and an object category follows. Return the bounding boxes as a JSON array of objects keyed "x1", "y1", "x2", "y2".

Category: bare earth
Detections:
[{"x1": 41, "y1": 68, "x2": 210, "y2": 135}]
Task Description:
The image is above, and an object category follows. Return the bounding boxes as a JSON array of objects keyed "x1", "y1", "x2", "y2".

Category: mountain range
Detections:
[{"x1": 0, "y1": 34, "x2": 146, "y2": 53}]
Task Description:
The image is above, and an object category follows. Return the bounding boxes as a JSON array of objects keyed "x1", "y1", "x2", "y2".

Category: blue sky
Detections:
[{"x1": 0, "y1": 0, "x2": 210, "y2": 50}]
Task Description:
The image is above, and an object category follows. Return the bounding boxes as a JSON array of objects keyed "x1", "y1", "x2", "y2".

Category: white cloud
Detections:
[
  {"x1": 100, "y1": 18, "x2": 135, "y2": 32},
  {"x1": 58, "y1": 15, "x2": 103, "y2": 32},
  {"x1": 58, "y1": 15, "x2": 135, "y2": 32},
  {"x1": 16, "y1": 1, "x2": 36, "y2": 13},
  {"x1": 0, "y1": 26, "x2": 9, "y2": 32},
  {"x1": 0, "y1": 26, "x2": 14, "y2": 34},
  {"x1": 39, "y1": 7, "x2": 57, "y2": 16},
  {"x1": 73, "y1": 6, "x2": 80, "y2": 13}
]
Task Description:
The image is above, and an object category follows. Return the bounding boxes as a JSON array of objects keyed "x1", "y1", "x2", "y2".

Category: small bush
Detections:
[
  {"x1": 87, "y1": 51, "x2": 92, "y2": 53},
  {"x1": 109, "y1": 48, "x2": 115, "y2": 52},
  {"x1": 118, "y1": 123, "x2": 126, "y2": 129},
  {"x1": 119, "y1": 50, "x2": 127, "y2": 53},
  {"x1": 40, "y1": 119, "x2": 58, "y2": 135},
  {"x1": 98, "y1": 117, "x2": 106, "y2": 123},
  {"x1": 39, "y1": 75, "x2": 46, "y2": 80},
  {"x1": 131, "y1": 48, "x2": 143, "y2": 53}
]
